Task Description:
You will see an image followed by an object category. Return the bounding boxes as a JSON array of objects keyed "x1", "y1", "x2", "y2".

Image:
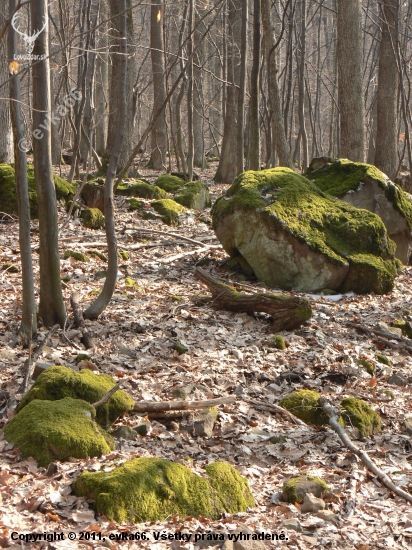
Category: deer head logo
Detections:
[{"x1": 12, "y1": 12, "x2": 47, "y2": 54}]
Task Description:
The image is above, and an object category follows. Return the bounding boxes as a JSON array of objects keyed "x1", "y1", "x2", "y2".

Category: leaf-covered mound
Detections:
[
  {"x1": 3, "y1": 397, "x2": 114, "y2": 467},
  {"x1": 0, "y1": 164, "x2": 76, "y2": 218},
  {"x1": 16, "y1": 365, "x2": 134, "y2": 428},
  {"x1": 212, "y1": 167, "x2": 397, "y2": 294},
  {"x1": 306, "y1": 157, "x2": 412, "y2": 263},
  {"x1": 72, "y1": 458, "x2": 255, "y2": 523}
]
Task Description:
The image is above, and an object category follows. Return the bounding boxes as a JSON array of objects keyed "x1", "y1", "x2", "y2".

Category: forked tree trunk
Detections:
[{"x1": 31, "y1": 0, "x2": 66, "y2": 327}]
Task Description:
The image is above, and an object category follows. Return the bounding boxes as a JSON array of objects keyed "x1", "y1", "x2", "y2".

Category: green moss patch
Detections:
[
  {"x1": 267, "y1": 335, "x2": 286, "y2": 350},
  {"x1": 155, "y1": 174, "x2": 186, "y2": 193},
  {"x1": 72, "y1": 458, "x2": 254, "y2": 523},
  {"x1": 391, "y1": 320, "x2": 412, "y2": 338},
  {"x1": 128, "y1": 198, "x2": 144, "y2": 211},
  {"x1": 279, "y1": 390, "x2": 330, "y2": 425},
  {"x1": 357, "y1": 359, "x2": 375, "y2": 376},
  {"x1": 282, "y1": 475, "x2": 329, "y2": 504},
  {"x1": 174, "y1": 181, "x2": 212, "y2": 210},
  {"x1": 3, "y1": 397, "x2": 114, "y2": 467},
  {"x1": 1, "y1": 262, "x2": 19, "y2": 273},
  {"x1": 152, "y1": 199, "x2": 186, "y2": 225},
  {"x1": 64, "y1": 250, "x2": 89, "y2": 262},
  {"x1": 340, "y1": 397, "x2": 382, "y2": 437},
  {"x1": 116, "y1": 181, "x2": 168, "y2": 199},
  {"x1": 212, "y1": 167, "x2": 397, "y2": 294},
  {"x1": 17, "y1": 365, "x2": 134, "y2": 428},
  {"x1": 80, "y1": 208, "x2": 105, "y2": 230},
  {"x1": 376, "y1": 354, "x2": 391, "y2": 366}
]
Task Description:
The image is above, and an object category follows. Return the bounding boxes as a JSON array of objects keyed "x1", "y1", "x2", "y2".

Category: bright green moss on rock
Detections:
[
  {"x1": 155, "y1": 174, "x2": 186, "y2": 193},
  {"x1": 152, "y1": 199, "x2": 186, "y2": 225},
  {"x1": 3, "y1": 397, "x2": 114, "y2": 467},
  {"x1": 128, "y1": 198, "x2": 143, "y2": 210},
  {"x1": 72, "y1": 458, "x2": 254, "y2": 522},
  {"x1": 174, "y1": 181, "x2": 212, "y2": 210},
  {"x1": 118, "y1": 251, "x2": 129, "y2": 261},
  {"x1": 267, "y1": 335, "x2": 286, "y2": 350},
  {"x1": 376, "y1": 353, "x2": 391, "y2": 365},
  {"x1": 53, "y1": 174, "x2": 77, "y2": 200},
  {"x1": 391, "y1": 320, "x2": 412, "y2": 338},
  {"x1": 357, "y1": 359, "x2": 375, "y2": 376},
  {"x1": 64, "y1": 249, "x2": 89, "y2": 262},
  {"x1": 282, "y1": 475, "x2": 329, "y2": 504},
  {"x1": 116, "y1": 181, "x2": 168, "y2": 199},
  {"x1": 80, "y1": 208, "x2": 105, "y2": 229},
  {"x1": 16, "y1": 365, "x2": 134, "y2": 428},
  {"x1": 340, "y1": 397, "x2": 382, "y2": 437},
  {"x1": 279, "y1": 390, "x2": 330, "y2": 425},
  {"x1": 212, "y1": 167, "x2": 397, "y2": 294}
]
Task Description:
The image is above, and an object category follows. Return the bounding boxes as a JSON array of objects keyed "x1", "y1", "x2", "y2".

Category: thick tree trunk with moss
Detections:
[
  {"x1": 194, "y1": 268, "x2": 312, "y2": 331},
  {"x1": 337, "y1": 0, "x2": 365, "y2": 161},
  {"x1": 31, "y1": 0, "x2": 66, "y2": 327},
  {"x1": 375, "y1": 0, "x2": 399, "y2": 179},
  {"x1": 9, "y1": 0, "x2": 36, "y2": 343}
]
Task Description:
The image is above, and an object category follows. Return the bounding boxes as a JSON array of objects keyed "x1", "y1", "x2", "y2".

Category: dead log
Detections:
[
  {"x1": 194, "y1": 268, "x2": 312, "y2": 331},
  {"x1": 133, "y1": 395, "x2": 235, "y2": 413},
  {"x1": 70, "y1": 291, "x2": 94, "y2": 349}
]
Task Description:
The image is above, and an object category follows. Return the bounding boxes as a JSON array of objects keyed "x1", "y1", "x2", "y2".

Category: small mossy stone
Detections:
[
  {"x1": 279, "y1": 390, "x2": 330, "y2": 425},
  {"x1": 64, "y1": 249, "x2": 89, "y2": 262},
  {"x1": 54, "y1": 174, "x2": 77, "y2": 200},
  {"x1": 87, "y1": 249, "x2": 107, "y2": 261},
  {"x1": 174, "y1": 181, "x2": 212, "y2": 210},
  {"x1": 124, "y1": 277, "x2": 135, "y2": 288},
  {"x1": 268, "y1": 335, "x2": 286, "y2": 350},
  {"x1": 340, "y1": 397, "x2": 382, "y2": 438},
  {"x1": 80, "y1": 208, "x2": 105, "y2": 230},
  {"x1": 282, "y1": 475, "x2": 329, "y2": 504},
  {"x1": 357, "y1": 359, "x2": 375, "y2": 376},
  {"x1": 155, "y1": 174, "x2": 186, "y2": 193},
  {"x1": 16, "y1": 365, "x2": 134, "y2": 428},
  {"x1": 116, "y1": 181, "x2": 168, "y2": 199},
  {"x1": 376, "y1": 354, "x2": 391, "y2": 366},
  {"x1": 118, "y1": 251, "x2": 129, "y2": 261},
  {"x1": 1, "y1": 262, "x2": 19, "y2": 273},
  {"x1": 128, "y1": 198, "x2": 143, "y2": 211},
  {"x1": 152, "y1": 199, "x2": 186, "y2": 225},
  {"x1": 175, "y1": 342, "x2": 188, "y2": 355},
  {"x1": 391, "y1": 320, "x2": 412, "y2": 338},
  {"x1": 72, "y1": 458, "x2": 254, "y2": 523},
  {"x1": 3, "y1": 397, "x2": 114, "y2": 467}
]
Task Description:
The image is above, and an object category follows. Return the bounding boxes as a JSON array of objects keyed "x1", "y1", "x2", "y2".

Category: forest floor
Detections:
[{"x1": 1, "y1": 162, "x2": 412, "y2": 549}]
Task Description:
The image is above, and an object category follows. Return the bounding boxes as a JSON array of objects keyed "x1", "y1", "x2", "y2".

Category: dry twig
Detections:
[
  {"x1": 92, "y1": 381, "x2": 125, "y2": 408},
  {"x1": 133, "y1": 395, "x2": 235, "y2": 413}
]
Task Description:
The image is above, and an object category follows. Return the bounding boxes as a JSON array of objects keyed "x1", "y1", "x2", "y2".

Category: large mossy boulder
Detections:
[
  {"x1": 72, "y1": 458, "x2": 254, "y2": 523},
  {"x1": 152, "y1": 199, "x2": 186, "y2": 225},
  {"x1": 306, "y1": 158, "x2": 412, "y2": 263},
  {"x1": 3, "y1": 397, "x2": 114, "y2": 467},
  {"x1": 0, "y1": 164, "x2": 76, "y2": 218},
  {"x1": 155, "y1": 174, "x2": 186, "y2": 193},
  {"x1": 282, "y1": 475, "x2": 329, "y2": 504},
  {"x1": 340, "y1": 397, "x2": 381, "y2": 437},
  {"x1": 115, "y1": 180, "x2": 168, "y2": 199},
  {"x1": 16, "y1": 365, "x2": 134, "y2": 428},
  {"x1": 212, "y1": 167, "x2": 397, "y2": 294},
  {"x1": 175, "y1": 181, "x2": 212, "y2": 210}
]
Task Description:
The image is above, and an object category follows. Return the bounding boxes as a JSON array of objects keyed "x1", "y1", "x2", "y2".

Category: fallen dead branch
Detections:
[
  {"x1": 22, "y1": 324, "x2": 59, "y2": 393},
  {"x1": 70, "y1": 291, "x2": 95, "y2": 349},
  {"x1": 346, "y1": 321, "x2": 412, "y2": 353},
  {"x1": 194, "y1": 268, "x2": 312, "y2": 331},
  {"x1": 92, "y1": 381, "x2": 125, "y2": 408},
  {"x1": 319, "y1": 397, "x2": 412, "y2": 504},
  {"x1": 245, "y1": 399, "x2": 308, "y2": 426},
  {"x1": 133, "y1": 395, "x2": 235, "y2": 413},
  {"x1": 133, "y1": 228, "x2": 220, "y2": 248}
]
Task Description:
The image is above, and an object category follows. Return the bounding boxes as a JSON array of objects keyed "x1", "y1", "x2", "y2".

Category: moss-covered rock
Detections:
[
  {"x1": 64, "y1": 249, "x2": 89, "y2": 262},
  {"x1": 80, "y1": 182, "x2": 105, "y2": 211},
  {"x1": 174, "y1": 181, "x2": 212, "y2": 210},
  {"x1": 152, "y1": 199, "x2": 186, "y2": 225},
  {"x1": 80, "y1": 208, "x2": 105, "y2": 230},
  {"x1": 118, "y1": 250, "x2": 129, "y2": 261},
  {"x1": 376, "y1": 353, "x2": 391, "y2": 366},
  {"x1": 357, "y1": 359, "x2": 375, "y2": 376},
  {"x1": 87, "y1": 249, "x2": 107, "y2": 261},
  {"x1": 279, "y1": 390, "x2": 330, "y2": 425},
  {"x1": 0, "y1": 164, "x2": 76, "y2": 218},
  {"x1": 1, "y1": 262, "x2": 19, "y2": 273},
  {"x1": 155, "y1": 174, "x2": 186, "y2": 193},
  {"x1": 116, "y1": 181, "x2": 168, "y2": 199},
  {"x1": 391, "y1": 320, "x2": 412, "y2": 338},
  {"x1": 16, "y1": 365, "x2": 134, "y2": 428},
  {"x1": 282, "y1": 475, "x2": 329, "y2": 504},
  {"x1": 128, "y1": 198, "x2": 143, "y2": 211},
  {"x1": 212, "y1": 167, "x2": 397, "y2": 294},
  {"x1": 267, "y1": 335, "x2": 286, "y2": 350},
  {"x1": 340, "y1": 397, "x2": 381, "y2": 437},
  {"x1": 3, "y1": 397, "x2": 114, "y2": 467},
  {"x1": 175, "y1": 342, "x2": 188, "y2": 355},
  {"x1": 306, "y1": 158, "x2": 412, "y2": 263},
  {"x1": 72, "y1": 458, "x2": 254, "y2": 522}
]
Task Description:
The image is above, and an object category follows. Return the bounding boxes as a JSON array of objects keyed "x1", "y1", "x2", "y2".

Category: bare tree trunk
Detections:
[
  {"x1": 249, "y1": 0, "x2": 260, "y2": 170},
  {"x1": 375, "y1": 0, "x2": 399, "y2": 179},
  {"x1": 236, "y1": 0, "x2": 247, "y2": 175},
  {"x1": 84, "y1": 0, "x2": 127, "y2": 320},
  {"x1": 337, "y1": 0, "x2": 365, "y2": 161},
  {"x1": 261, "y1": 0, "x2": 292, "y2": 167},
  {"x1": 193, "y1": 7, "x2": 207, "y2": 168},
  {"x1": 187, "y1": 0, "x2": 194, "y2": 182},
  {"x1": 148, "y1": 0, "x2": 167, "y2": 169},
  {"x1": 95, "y1": 0, "x2": 109, "y2": 156},
  {"x1": 8, "y1": 0, "x2": 36, "y2": 343},
  {"x1": 0, "y1": 2, "x2": 13, "y2": 163},
  {"x1": 31, "y1": 0, "x2": 66, "y2": 327},
  {"x1": 297, "y1": 0, "x2": 308, "y2": 170}
]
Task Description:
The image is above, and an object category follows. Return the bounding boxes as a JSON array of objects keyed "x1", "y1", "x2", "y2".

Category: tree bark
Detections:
[
  {"x1": 194, "y1": 268, "x2": 312, "y2": 331},
  {"x1": 84, "y1": 0, "x2": 127, "y2": 320},
  {"x1": 249, "y1": 0, "x2": 260, "y2": 170},
  {"x1": 187, "y1": 0, "x2": 194, "y2": 182},
  {"x1": 375, "y1": 0, "x2": 399, "y2": 179},
  {"x1": 8, "y1": 0, "x2": 36, "y2": 343},
  {"x1": 31, "y1": 0, "x2": 66, "y2": 327},
  {"x1": 0, "y1": 1, "x2": 13, "y2": 163},
  {"x1": 193, "y1": 8, "x2": 207, "y2": 168},
  {"x1": 337, "y1": 0, "x2": 365, "y2": 161},
  {"x1": 236, "y1": 0, "x2": 247, "y2": 175},
  {"x1": 95, "y1": 0, "x2": 109, "y2": 156}
]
